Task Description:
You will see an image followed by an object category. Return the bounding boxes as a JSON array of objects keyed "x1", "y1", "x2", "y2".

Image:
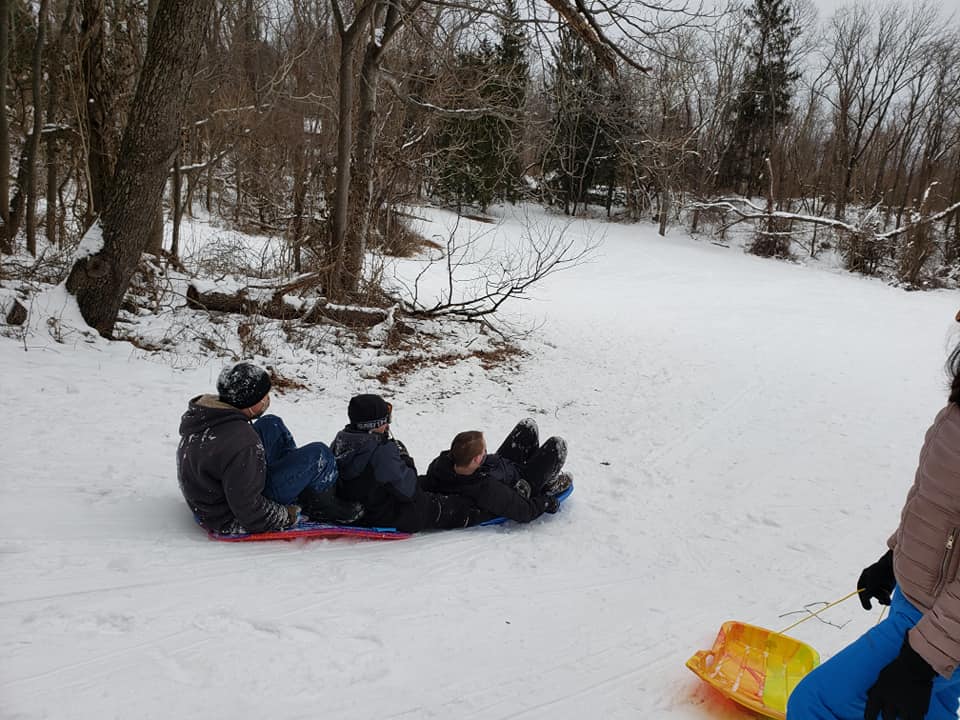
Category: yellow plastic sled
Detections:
[{"x1": 686, "y1": 621, "x2": 820, "y2": 719}]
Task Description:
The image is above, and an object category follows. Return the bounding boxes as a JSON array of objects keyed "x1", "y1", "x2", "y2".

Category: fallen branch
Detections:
[{"x1": 186, "y1": 279, "x2": 390, "y2": 329}]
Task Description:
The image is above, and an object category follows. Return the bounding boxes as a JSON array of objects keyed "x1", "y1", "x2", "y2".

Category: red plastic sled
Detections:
[{"x1": 207, "y1": 521, "x2": 412, "y2": 542}]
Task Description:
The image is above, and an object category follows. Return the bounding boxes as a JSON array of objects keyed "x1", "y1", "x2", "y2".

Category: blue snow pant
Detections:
[
  {"x1": 786, "y1": 588, "x2": 960, "y2": 719},
  {"x1": 253, "y1": 415, "x2": 337, "y2": 505}
]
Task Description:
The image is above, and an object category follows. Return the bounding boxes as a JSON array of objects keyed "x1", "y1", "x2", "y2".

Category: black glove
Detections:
[
  {"x1": 514, "y1": 478, "x2": 532, "y2": 499},
  {"x1": 865, "y1": 635, "x2": 936, "y2": 720},
  {"x1": 542, "y1": 495, "x2": 560, "y2": 514},
  {"x1": 858, "y1": 549, "x2": 895, "y2": 610}
]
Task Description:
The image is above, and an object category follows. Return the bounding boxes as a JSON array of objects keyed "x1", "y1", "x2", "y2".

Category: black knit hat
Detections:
[
  {"x1": 217, "y1": 362, "x2": 271, "y2": 409},
  {"x1": 348, "y1": 394, "x2": 392, "y2": 431}
]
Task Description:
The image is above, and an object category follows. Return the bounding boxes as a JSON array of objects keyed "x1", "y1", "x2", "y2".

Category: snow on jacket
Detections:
[
  {"x1": 889, "y1": 403, "x2": 960, "y2": 677},
  {"x1": 423, "y1": 451, "x2": 552, "y2": 523},
  {"x1": 331, "y1": 427, "x2": 419, "y2": 527},
  {"x1": 177, "y1": 394, "x2": 289, "y2": 534}
]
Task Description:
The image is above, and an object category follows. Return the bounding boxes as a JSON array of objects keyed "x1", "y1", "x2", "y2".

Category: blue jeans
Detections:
[
  {"x1": 253, "y1": 415, "x2": 337, "y2": 505},
  {"x1": 787, "y1": 588, "x2": 960, "y2": 719}
]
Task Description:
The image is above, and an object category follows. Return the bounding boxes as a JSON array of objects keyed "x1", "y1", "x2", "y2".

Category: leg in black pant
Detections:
[
  {"x1": 495, "y1": 419, "x2": 540, "y2": 465},
  {"x1": 428, "y1": 493, "x2": 475, "y2": 529},
  {"x1": 522, "y1": 436, "x2": 567, "y2": 495},
  {"x1": 392, "y1": 491, "x2": 474, "y2": 532}
]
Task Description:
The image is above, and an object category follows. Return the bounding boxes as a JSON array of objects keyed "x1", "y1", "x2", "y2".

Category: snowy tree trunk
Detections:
[
  {"x1": 24, "y1": 0, "x2": 49, "y2": 257},
  {"x1": 65, "y1": 0, "x2": 214, "y2": 336},
  {"x1": 0, "y1": 0, "x2": 10, "y2": 253}
]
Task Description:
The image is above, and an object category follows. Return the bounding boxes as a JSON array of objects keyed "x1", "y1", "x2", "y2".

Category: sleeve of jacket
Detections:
[
  {"x1": 909, "y1": 580, "x2": 960, "y2": 678},
  {"x1": 222, "y1": 446, "x2": 290, "y2": 533},
  {"x1": 888, "y1": 482, "x2": 920, "y2": 550},
  {"x1": 370, "y1": 441, "x2": 418, "y2": 501},
  {"x1": 478, "y1": 477, "x2": 548, "y2": 523}
]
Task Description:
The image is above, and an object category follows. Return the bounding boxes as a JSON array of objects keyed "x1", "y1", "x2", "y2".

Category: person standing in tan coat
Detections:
[{"x1": 788, "y1": 341, "x2": 960, "y2": 720}]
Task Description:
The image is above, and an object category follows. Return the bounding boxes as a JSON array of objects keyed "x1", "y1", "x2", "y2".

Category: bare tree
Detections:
[
  {"x1": 23, "y1": 0, "x2": 49, "y2": 256},
  {"x1": 0, "y1": 0, "x2": 9, "y2": 253},
  {"x1": 821, "y1": 2, "x2": 937, "y2": 219},
  {"x1": 65, "y1": 0, "x2": 215, "y2": 336}
]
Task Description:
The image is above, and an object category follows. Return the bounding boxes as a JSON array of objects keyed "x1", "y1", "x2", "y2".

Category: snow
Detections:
[
  {"x1": 73, "y1": 220, "x2": 104, "y2": 261},
  {"x1": 2, "y1": 205, "x2": 959, "y2": 719}
]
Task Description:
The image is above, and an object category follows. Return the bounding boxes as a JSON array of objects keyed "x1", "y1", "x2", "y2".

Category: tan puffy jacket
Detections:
[{"x1": 890, "y1": 403, "x2": 960, "y2": 678}]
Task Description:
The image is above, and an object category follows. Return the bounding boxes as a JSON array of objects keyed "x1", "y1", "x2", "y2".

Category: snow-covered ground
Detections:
[{"x1": 1, "y1": 206, "x2": 958, "y2": 719}]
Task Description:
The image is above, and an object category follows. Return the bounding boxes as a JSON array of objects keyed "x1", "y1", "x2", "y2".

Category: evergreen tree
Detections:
[
  {"x1": 494, "y1": 0, "x2": 528, "y2": 202},
  {"x1": 719, "y1": 0, "x2": 800, "y2": 195},
  {"x1": 543, "y1": 28, "x2": 618, "y2": 216},
  {"x1": 432, "y1": 1, "x2": 528, "y2": 211}
]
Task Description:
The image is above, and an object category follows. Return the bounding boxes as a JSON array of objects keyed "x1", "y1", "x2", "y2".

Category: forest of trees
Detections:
[{"x1": 1, "y1": 0, "x2": 959, "y2": 336}]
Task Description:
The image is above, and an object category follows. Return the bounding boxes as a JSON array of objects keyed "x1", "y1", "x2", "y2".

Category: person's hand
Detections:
[
  {"x1": 285, "y1": 504, "x2": 301, "y2": 528},
  {"x1": 514, "y1": 478, "x2": 532, "y2": 499},
  {"x1": 543, "y1": 495, "x2": 560, "y2": 514},
  {"x1": 865, "y1": 635, "x2": 935, "y2": 720},
  {"x1": 858, "y1": 549, "x2": 895, "y2": 610}
]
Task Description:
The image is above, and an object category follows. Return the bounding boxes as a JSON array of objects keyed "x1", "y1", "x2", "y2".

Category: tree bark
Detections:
[
  {"x1": 145, "y1": 0, "x2": 164, "y2": 256},
  {"x1": 66, "y1": 0, "x2": 214, "y2": 336},
  {"x1": 343, "y1": 3, "x2": 400, "y2": 295},
  {"x1": 24, "y1": 0, "x2": 49, "y2": 256},
  {"x1": 81, "y1": 0, "x2": 112, "y2": 216},
  {"x1": 0, "y1": 0, "x2": 10, "y2": 253},
  {"x1": 45, "y1": 0, "x2": 76, "y2": 248},
  {"x1": 170, "y1": 157, "x2": 182, "y2": 256},
  {"x1": 327, "y1": 0, "x2": 378, "y2": 301}
]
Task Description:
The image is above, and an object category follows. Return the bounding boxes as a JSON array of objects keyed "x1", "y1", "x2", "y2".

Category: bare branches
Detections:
[
  {"x1": 388, "y1": 213, "x2": 599, "y2": 324},
  {"x1": 381, "y1": 72, "x2": 520, "y2": 122},
  {"x1": 543, "y1": 0, "x2": 620, "y2": 75}
]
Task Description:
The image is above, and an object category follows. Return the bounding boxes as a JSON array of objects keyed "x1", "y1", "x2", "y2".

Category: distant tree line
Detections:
[{"x1": 1, "y1": 0, "x2": 958, "y2": 335}]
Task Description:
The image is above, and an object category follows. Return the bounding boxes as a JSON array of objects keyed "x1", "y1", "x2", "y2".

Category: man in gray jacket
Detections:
[
  {"x1": 787, "y1": 345, "x2": 960, "y2": 720},
  {"x1": 177, "y1": 362, "x2": 361, "y2": 534}
]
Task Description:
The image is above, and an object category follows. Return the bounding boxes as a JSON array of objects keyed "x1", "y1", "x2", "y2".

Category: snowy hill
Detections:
[{"x1": 2, "y1": 206, "x2": 958, "y2": 719}]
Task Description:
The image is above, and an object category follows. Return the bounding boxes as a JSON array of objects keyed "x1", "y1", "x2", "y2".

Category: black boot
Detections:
[
  {"x1": 298, "y1": 487, "x2": 364, "y2": 525},
  {"x1": 523, "y1": 437, "x2": 568, "y2": 495},
  {"x1": 542, "y1": 470, "x2": 573, "y2": 496}
]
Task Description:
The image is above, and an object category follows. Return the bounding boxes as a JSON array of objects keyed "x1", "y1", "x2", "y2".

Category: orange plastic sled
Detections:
[{"x1": 686, "y1": 621, "x2": 820, "y2": 719}]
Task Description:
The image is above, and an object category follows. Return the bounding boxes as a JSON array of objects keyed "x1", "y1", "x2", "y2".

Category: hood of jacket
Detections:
[
  {"x1": 179, "y1": 394, "x2": 249, "y2": 438},
  {"x1": 331, "y1": 427, "x2": 385, "y2": 478}
]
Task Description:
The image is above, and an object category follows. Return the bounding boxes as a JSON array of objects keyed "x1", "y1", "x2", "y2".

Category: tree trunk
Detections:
[
  {"x1": 145, "y1": 0, "x2": 164, "y2": 256},
  {"x1": 81, "y1": 0, "x2": 112, "y2": 216},
  {"x1": 343, "y1": 34, "x2": 383, "y2": 296},
  {"x1": 25, "y1": 0, "x2": 49, "y2": 256},
  {"x1": 44, "y1": 0, "x2": 76, "y2": 248},
  {"x1": 326, "y1": 0, "x2": 378, "y2": 301},
  {"x1": 0, "y1": 0, "x2": 10, "y2": 253},
  {"x1": 66, "y1": 0, "x2": 214, "y2": 337},
  {"x1": 658, "y1": 187, "x2": 669, "y2": 237},
  {"x1": 328, "y1": 38, "x2": 358, "y2": 300},
  {"x1": 291, "y1": 148, "x2": 306, "y2": 274},
  {"x1": 170, "y1": 156, "x2": 182, "y2": 256}
]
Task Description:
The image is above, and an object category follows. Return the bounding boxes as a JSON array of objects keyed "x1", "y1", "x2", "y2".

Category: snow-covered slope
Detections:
[{"x1": 2, "y1": 206, "x2": 957, "y2": 719}]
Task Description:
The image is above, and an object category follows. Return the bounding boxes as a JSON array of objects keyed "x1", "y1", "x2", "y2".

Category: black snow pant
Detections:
[{"x1": 388, "y1": 490, "x2": 475, "y2": 533}]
